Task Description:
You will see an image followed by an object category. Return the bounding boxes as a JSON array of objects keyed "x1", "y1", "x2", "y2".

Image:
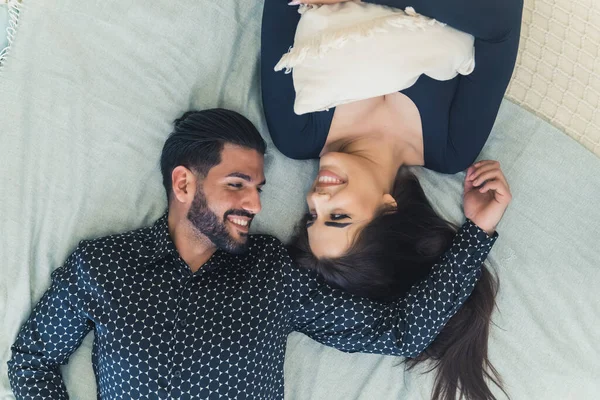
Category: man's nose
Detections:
[{"x1": 242, "y1": 189, "x2": 262, "y2": 215}]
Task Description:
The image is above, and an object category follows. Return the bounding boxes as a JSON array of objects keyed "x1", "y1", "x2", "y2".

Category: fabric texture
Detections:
[
  {"x1": 0, "y1": 0, "x2": 20, "y2": 67},
  {"x1": 0, "y1": 1, "x2": 599, "y2": 399},
  {"x1": 8, "y1": 215, "x2": 494, "y2": 399},
  {"x1": 0, "y1": 4, "x2": 8, "y2": 52},
  {"x1": 276, "y1": 1, "x2": 475, "y2": 115}
]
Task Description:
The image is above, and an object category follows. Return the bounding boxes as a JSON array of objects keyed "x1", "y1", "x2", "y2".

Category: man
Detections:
[{"x1": 8, "y1": 109, "x2": 498, "y2": 399}]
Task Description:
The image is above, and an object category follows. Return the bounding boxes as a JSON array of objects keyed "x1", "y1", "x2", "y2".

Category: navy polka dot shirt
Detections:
[{"x1": 8, "y1": 215, "x2": 496, "y2": 399}]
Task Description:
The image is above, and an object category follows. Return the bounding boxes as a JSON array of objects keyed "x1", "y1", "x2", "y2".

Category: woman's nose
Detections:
[
  {"x1": 311, "y1": 189, "x2": 331, "y2": 199},
  {"x1": 307, "y1": 191, "x2": 331, "y2": 209}
]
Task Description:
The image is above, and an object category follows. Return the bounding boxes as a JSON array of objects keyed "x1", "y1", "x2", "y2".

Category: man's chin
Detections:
[
  {"x1": 225, "y1": 240, "x2": 249, "y2": 255},
  {"x1": 222, "y1": 232, "x2": 249, "y2": 255}
]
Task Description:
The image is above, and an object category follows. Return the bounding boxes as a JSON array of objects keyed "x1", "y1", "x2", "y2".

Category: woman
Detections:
[
  {"x1": 291, "y1": 165, "x2": 509, "y2": 400},
  {"x1": 263, "y1": 0, "x2": 522, "y2": 167},
  {"x1": 262, "y1": 0, "x2": 521, "y2": 399},
  {"x1": 261, "y1": 0, "x2": 522, "y2": 257}
]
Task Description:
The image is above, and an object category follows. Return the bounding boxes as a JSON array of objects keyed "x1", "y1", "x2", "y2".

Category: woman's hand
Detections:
[
  {"x1": 463, "y1": 160, "x2": 512, "y2": 236},
  {"x1": 288, "y1": 0, "x2": 351, "y2": 5}
]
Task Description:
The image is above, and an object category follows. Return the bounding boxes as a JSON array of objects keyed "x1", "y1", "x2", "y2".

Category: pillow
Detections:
[{"x1": 275, "y1": 1, "x2": 475, "y2": 115}]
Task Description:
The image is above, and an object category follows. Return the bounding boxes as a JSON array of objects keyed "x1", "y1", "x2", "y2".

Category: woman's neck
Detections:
[
  {"x1": 322, "y1": 96, "x2": 423, "y2": 189},
  {"x1": 321, "y1": 93, "x2": 424, "y2": 179},
  {"x1": 323, "y1": 134, "x2": 408, "y2": 191}
]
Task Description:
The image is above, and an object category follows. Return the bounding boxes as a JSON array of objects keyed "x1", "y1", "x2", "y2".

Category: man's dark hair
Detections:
[{"x1": 160, "y1": 108, "x2": 266, "y2": 201}]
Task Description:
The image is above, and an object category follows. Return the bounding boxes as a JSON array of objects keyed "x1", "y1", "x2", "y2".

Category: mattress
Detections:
[{"x1": 0, "y1": 1, "x2": 598, "y2": 399}]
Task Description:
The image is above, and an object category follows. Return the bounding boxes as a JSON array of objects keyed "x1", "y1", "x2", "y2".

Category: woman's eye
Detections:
[
  {"x1": 305, "y1": 212, "x2": 316, "y2": 227},
  {"x1": 330, "y1": 214, "x2": 350, "y2": 220}
]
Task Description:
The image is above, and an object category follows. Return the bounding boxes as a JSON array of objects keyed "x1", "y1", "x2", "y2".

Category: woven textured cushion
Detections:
[
  {"x1": 275, "y1": 1, "x2": 475, "y2": 115},
  {"x1": 506, "y1": 0, "x2": 600, "y2": 157}
]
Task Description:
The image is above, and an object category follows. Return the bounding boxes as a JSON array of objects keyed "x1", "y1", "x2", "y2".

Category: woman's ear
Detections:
[
  {"x1": 171, "y1": 166, "x2": 196, "y2": 204},
  {"x1": 383, "y1": 194, "x2": 397, "y2": 209}
]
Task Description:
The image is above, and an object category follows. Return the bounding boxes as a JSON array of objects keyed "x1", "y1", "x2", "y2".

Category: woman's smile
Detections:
[{"x1": 315, "y1": 169, "x2": 346, "y2": 188}]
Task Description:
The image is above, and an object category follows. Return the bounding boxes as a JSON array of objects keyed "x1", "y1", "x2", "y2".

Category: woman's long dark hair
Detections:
[{"x1": 289, "y1": 168, "x2": 506, "y2": 400}]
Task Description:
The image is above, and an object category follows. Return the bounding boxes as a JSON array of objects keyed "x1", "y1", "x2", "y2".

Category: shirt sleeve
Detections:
[
  {"x1": 8, "y1": 248, "x2": 94, "y2": 400},
  {"x1": 287, "y1": 220, "x2": 497, "y2": 358},
  {"x1": 364, "y1": 0, "x2": 523, "y2": 173},
  {"x1": 260, "y1": 0, "x2": 334, "y2": 160}
]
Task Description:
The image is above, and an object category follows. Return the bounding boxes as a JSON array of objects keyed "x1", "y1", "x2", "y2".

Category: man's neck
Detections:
[{"x1": 168, "y1": 213, "x2": 216, "y2": 273}]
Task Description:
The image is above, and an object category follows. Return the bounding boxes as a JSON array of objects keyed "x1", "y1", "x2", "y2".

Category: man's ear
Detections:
[{"x1": 171, "y1": 166, "x2": 196, "y2": 203}]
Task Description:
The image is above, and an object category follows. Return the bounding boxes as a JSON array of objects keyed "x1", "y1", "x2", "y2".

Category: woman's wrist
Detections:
[{"x1": 467, "y1": 218, "x2": 496, "y2": 237}]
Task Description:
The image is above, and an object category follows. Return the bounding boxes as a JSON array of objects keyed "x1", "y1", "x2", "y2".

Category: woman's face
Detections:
[{"x1": 306, "y1": 152, "x2": 396, "y2": 258}]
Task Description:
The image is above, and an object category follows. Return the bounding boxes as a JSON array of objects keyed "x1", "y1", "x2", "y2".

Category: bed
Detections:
[
  {"x1": 0, "y1": 1, "x2": 598, "y2": 399},
  {"x1": 0, "y1": 2, "x2": 10, "y2": 59}
]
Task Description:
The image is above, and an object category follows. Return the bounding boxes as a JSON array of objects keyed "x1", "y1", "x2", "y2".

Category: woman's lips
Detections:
[{"x1": 315, "y1": 169, "x2": 346, "y2": 188}]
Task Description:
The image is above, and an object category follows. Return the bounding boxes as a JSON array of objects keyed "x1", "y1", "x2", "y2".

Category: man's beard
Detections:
[{"x1": 186, "y1": 187, "x2": 252, "y2": 255}]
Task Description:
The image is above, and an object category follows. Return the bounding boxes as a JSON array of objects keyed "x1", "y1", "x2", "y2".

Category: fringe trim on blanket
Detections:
[
  {"x1": 0, "y1": 0, "x2": 23, "y2": 68},
  {"x1": 275, "y1": 6, "x2": 444, "y2": 73}
]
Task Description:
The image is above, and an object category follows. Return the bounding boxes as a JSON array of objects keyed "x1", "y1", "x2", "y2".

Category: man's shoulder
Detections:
[
  {"x1": 75, "y1": 225, "x2": 153, "y2": 264},
  {"x1": 244, "y1": 235, "x2": 318, "y2": 283},
  {"x1": 248, "y1": 234, "x2": 286, "y2": 250},
  {"x1": 246, "y1": 234, "x2": 294, "y2": 263}
]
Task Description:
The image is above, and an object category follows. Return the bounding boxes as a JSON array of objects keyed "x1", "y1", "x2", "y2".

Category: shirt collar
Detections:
[
  {"x1": 147, "y1": 212, "x2": 179, "y2": 261},
  {"x1": 147, "y1": 212, "x2": 241, "y2": 272}
]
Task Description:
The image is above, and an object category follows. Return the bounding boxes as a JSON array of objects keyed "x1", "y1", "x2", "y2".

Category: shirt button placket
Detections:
[
  {"x1": 170, "y1": 275, "x2": 194, "y2": 396},
  {"x1": 175, "y1": 278, "x2": 192, "y2": 332}
]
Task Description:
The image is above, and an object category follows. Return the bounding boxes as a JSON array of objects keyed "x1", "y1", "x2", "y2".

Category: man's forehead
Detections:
[{"x1": 213, "y1": 144, "x2": 265, "y2": 181}]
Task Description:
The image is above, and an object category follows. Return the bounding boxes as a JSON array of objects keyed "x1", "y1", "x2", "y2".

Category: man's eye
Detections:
[
  {"x1": 228, "y1": 183, "x2": 243, "y2": 189},
  {"x1": 305, "y1": 212, "x2": 316, "y2": 227},
  {"x1": 330, "y1": 214, "x2": 350, "y2": 220},
  {"x1": 257, "y1": 187, "x2": 263, "y2": 194}
]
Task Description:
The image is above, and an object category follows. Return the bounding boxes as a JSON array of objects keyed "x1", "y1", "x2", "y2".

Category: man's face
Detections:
[{"x1": 187, "y1": 143, "x2": 265, "y2": 254}]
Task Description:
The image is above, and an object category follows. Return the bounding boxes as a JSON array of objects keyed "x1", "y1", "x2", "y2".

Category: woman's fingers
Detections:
[
  {"x1": 468, "y1": 160, "x2": 499, "y2": 179},
  {"x1": 468, "y1": 161, "x2": 509, "y2": 186},
  {"x1": 467, "y1": 163, "x2": 496, "y2": 182},
  {"x1": 472, "y1": 169, "x2": 506, "y2": 187},
  {"x1": 467, "y1": 159, "x2": 512, "y2": 204},
  {"x1": 470, "y1": 160, "x2": 498, "y2": 171},
  {"x1": 464, "y1": 165, "x2": 475, "y2": 187},
  {"x1": 478, "y1": 179, "x2": 512, "y2": 203}
]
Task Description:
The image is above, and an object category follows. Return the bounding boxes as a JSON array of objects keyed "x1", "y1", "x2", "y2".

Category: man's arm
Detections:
[
  {"x1": 286, "y1": 220, "x2": 496, "y2": 358},
  {"x1": 8, "y1": 248, "x2": 94, "y2": 399}
]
